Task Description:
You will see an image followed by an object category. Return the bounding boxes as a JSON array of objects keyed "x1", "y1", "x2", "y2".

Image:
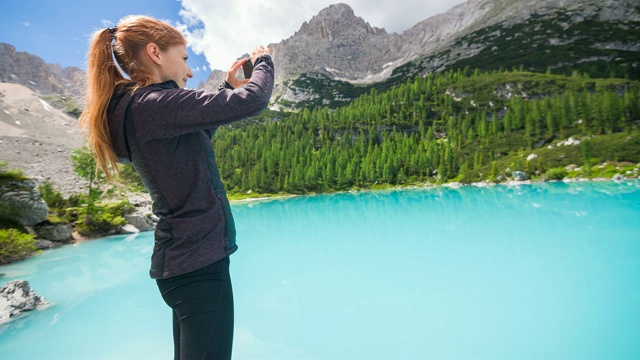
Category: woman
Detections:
[{"x1": 79, "y1": 15, "x2": 274, "y2": 359}]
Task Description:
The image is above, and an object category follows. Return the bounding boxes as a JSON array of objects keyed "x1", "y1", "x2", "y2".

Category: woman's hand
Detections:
[
  {"x1": 250, "y1": 45, "x2": 270, "y2": 65},
  {"x1": 225, "y1": 45, "x2": 270, "y2": 88},
  {"x1": 225, "y1": 58, "x2": 250, "y2": 89}
]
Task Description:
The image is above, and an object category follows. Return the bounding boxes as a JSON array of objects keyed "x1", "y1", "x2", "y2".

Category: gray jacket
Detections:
[{"x1": 107, "y1": 55, "x2": 274, "y2": 279}]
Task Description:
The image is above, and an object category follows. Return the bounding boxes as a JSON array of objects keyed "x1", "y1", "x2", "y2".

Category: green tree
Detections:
[
  {"x1": 38, "y1": 181, "x2": 65, "y2": 209},
  {"x1": 71, "y1": 146, "x2": 105, "y2": 218}
]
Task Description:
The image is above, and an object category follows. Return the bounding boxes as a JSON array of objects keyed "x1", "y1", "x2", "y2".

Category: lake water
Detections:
[{"x1": 1, "y1": 181, "x2": 639, "y2": 360}]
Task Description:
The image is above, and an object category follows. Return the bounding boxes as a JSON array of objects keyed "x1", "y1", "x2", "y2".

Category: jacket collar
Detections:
[{"x1": 153, "y1": 80, "x2": 180, "y2": 90}]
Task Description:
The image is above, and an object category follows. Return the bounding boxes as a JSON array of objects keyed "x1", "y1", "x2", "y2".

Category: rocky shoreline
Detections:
[{"x1": 0, "y1": 178, "x2": 158, "y2": 252}]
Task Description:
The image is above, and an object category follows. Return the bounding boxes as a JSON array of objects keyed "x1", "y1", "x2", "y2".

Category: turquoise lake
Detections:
[{"x1": 1, "y1": 181, "x2": 639, "y2": 359}]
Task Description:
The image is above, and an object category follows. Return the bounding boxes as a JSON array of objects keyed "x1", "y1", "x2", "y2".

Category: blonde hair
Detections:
[{"x1": 79, "y1": 15, "x2": 185, "y2": 183}]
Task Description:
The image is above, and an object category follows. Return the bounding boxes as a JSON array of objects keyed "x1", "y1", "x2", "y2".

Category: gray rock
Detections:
[
  {"x1": 612, "y1": 174, "x2": 626, "y2": 182},
  {"x1": 34, "y1": 223, "x2": 72, "y2": 242},
  {"x1": 124, "y1": 205, "x2": 157, "y2": 232},
  {"x1": 0, "y1": 280, "x2": 48, "y2": 324},
  {"x1": 513, "y1": 171, "x2": 529, "y2": 181},
  {"x1": 120, "y1": 224, "x2": 140, "y2": 234},
  {"x1": 0, "y1": 179, "x2": 48, "y2": 227},
  {"x1": 34, "y1": 239, "x2": 54, "y2": 249}
]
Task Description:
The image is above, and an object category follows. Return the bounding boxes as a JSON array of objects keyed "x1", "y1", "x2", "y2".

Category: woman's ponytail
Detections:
[
  {"x1": 79, "y1": 16, "x2": 185, "y2": 185},
  {"x1": 79, "y1": 28, "x2": 128, "y2": 184}
]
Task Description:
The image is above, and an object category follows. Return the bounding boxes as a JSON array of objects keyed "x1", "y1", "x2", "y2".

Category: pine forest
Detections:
[{"x1": 211, "y1": 68, "x2": 640, "y2": 196}]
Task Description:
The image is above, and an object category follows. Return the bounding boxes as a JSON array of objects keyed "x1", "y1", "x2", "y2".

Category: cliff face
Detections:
[
  {"x1": 0, "y1": 43, "x2": 85, "y2": 98},
  {"x1": 269, "y1": 3, "x2": 401, "y2": 83}
]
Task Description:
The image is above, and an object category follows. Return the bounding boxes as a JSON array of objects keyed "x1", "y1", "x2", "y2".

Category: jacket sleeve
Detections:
[{"x1": 133, "y1": 55, "x2": 274, "y2": 140}]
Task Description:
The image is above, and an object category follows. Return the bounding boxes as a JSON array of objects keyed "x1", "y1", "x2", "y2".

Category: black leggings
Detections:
[{"x1": 156, "y1": 257, "x2": 234, "y2": 360}]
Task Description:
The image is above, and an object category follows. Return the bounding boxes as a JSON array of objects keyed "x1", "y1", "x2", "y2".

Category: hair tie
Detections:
[{"x1": 107, "y1": 27, "x2": 117, "y2": 35}]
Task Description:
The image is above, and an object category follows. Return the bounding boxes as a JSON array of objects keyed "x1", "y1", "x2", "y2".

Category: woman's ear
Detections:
[{"x1": 145, "y1": 43, "x2": 162, "y2": 66}]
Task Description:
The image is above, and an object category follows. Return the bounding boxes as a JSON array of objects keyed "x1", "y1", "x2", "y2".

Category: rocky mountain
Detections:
[
  {"x1": 199, "y1": 0, "x2": 639, "y2": 109},
  {"x1": 1, "y1": 0, "x2": 638, "y2": 112},
  {"x1": 0, "y1": 43, "x2": 85, "y2": 99},
  {"x1": 270, "y1": 4, "x2": 400, "y2": 83},
  {"x1": 395, "y1": 0, "x2": 640, "y2": 77},
  {"x1": 199, "y1": 69, "x2": 227, "y2": 94}
]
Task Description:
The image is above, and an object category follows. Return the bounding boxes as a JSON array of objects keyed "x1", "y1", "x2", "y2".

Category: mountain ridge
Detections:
[
  {"x1": 0, "y1": 43, "x2": 85, "y2": 100},
  {"x1": 1, "y1": 0, "x2": 639, "y2": 110},
  {"x1": 264, "y1": 0, "x2": 640, "y2": 109}
]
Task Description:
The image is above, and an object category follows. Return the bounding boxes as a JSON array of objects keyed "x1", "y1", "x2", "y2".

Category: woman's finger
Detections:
[
  {"x1": 250, "y1": 45, "x2": 269, "y2": 63},
  {"x1": 228, "y1": 58, "x2": 248, "y2": 73}
]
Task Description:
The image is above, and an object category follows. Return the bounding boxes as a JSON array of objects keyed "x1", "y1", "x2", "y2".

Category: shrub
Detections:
[
  {"x1": 0, "y1": 161, "x2": 26, "y2": 181},
  {"x1": 0, "y1": 229, "x2": 36, "y2": 264},
  {"x1": 38, "y1": 181, "x2": 66, "y2": 209},
  {"x1": 545, "y1": 167, "x2": 568, "y2": 180},
  {"x1": 74, "y1": 200, "x2": 132, "y2": 235}
]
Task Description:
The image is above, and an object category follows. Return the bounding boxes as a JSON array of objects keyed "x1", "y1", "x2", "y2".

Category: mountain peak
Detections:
[
  {"x1": 297, "y1": 3, "x2": 386, "y2": 41},
  {"x1": 316, "y1": 3, "x2": 357, "y2": 19}
]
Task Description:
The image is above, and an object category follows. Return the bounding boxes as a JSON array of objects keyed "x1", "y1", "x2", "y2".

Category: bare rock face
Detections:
[
  {"x1": 0, "y1": 280, "x2": 49, "y2": 324},
  {"x1": 198, "y1": 69, "x2": 227, "y2": 94},
  {"x1": 0, "y1": 43, "x2": 85, "y2": 97},
  {"x1": 270, "y1": 3, "x2": 401, "y2": 83}
]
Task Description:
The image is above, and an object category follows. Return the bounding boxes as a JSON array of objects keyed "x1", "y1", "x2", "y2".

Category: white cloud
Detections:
[
  {"x1": 177, "y1": 0, "x2": 467, "y2": 71},
  {"x1": 21, "y1": 22, "x2": 31, "y2": 27},
  {"x1": 101, "y1": 19, "x2": 114, "y2": 28}
]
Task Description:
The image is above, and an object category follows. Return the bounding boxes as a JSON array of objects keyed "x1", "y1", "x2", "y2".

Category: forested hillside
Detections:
[{"x1": 213, "y1": 69, "x2": 640, "y2": 196}]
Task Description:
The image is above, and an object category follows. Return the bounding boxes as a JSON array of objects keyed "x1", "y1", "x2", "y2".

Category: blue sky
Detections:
[{"x1": 0, "y1": 0, "x2": 467, "y2": 87}]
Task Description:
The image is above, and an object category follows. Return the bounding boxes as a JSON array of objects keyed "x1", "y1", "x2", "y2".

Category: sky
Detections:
[{"x1": 0, "y1": 0, "x2": 468, "y2": 87}]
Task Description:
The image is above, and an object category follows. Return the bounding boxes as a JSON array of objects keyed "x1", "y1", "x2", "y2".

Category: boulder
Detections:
[
  {"x1": 124, "y1": 204, "x2": 157, "y2": 231},
  {"x1": 120, "y1": 224, "x2": 140, "y2": 234},
  {"x1": 513, "y1": 171, "x2": 529, "y2": 181},
  {"x1": 34, "y1": 223, "x2": 72, "y2": 242},
  {"x1": 565, "y1": 137, "x2": 581, "y2": 146},
  {"x1": 0, "y1": 179, "x2": 48, "y2": 227},
  {"x1": 0, "y1": 280, "x2": 48, "y2": 324},
  {"x1": 612, "y1": 174, "x2": 626, "y2": 182},
  {"x1": 34, "y1": 239, "x2": 54, "y2": 250}
]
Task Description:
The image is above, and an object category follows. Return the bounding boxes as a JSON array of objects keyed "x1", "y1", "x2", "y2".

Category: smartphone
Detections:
[{"x1": 242, "y1": 59, "x2": 253, "y2": 79}]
